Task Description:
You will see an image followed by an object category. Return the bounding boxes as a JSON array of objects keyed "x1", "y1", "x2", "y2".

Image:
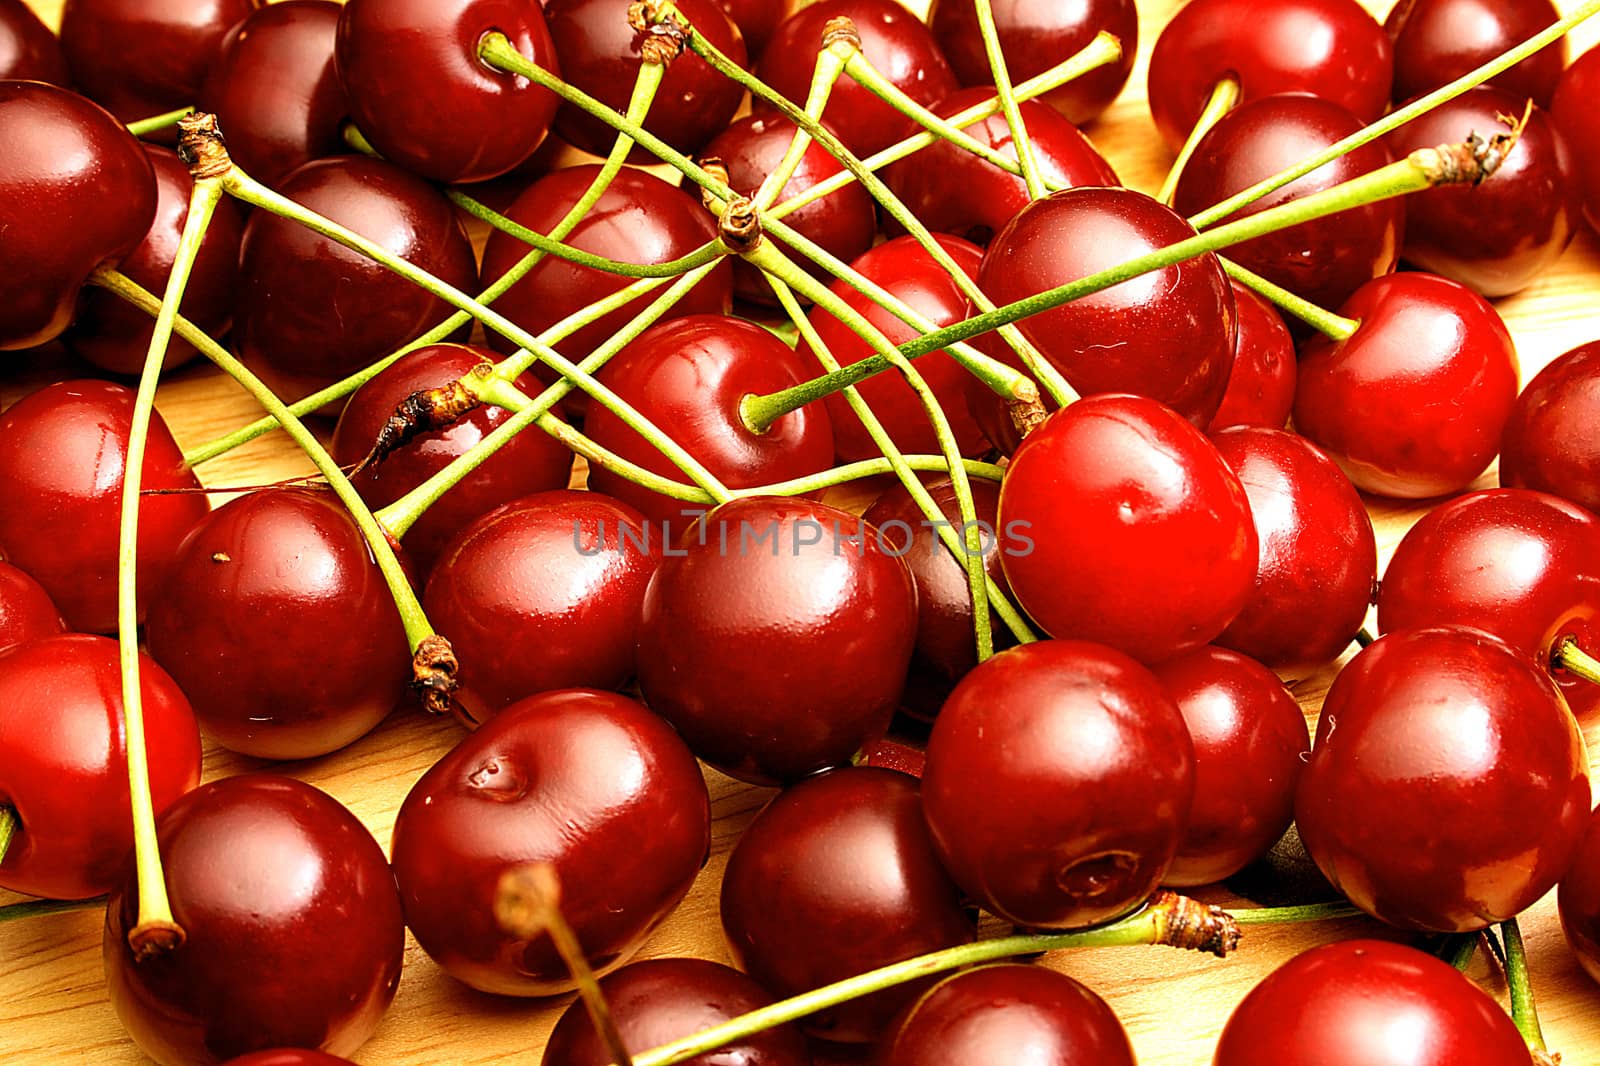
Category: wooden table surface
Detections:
[{"x1": 5, "y1": 0, "x2": 1600, "y2": 1062}]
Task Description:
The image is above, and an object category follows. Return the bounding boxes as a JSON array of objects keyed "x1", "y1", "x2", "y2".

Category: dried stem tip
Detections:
[
  {"x1": 718, "y1": 195, "x2": 763, "y2": 255},
  {"x1": 1007, "y1": 396, "x2": 1049, "y2": 440},
  {"x1": 359, "y1": 377, "x2": 482, "y2": 476},
  {"x1": 641, "y1": 20, "x2": 688, "y2": 65},
  {"x1": 1414, "y1": 101, "x2": 1532, "y2": 187},
  {"x1": 129, "y1": 918, "x2": 186, "y2": 962},
  {"x1": 495, "y1": 862, "x2": 563, "y2": 939},
  {"x1": 1147, "y1": 890, "x2": 1242, "y2": 958},
  {"x1": 177, "y1": 112, "x2": 231, "y2": 180},
  {"x1": 411, "y1": 634, "x2": 460, "y2": 717},
  {"x1": 822, "y1": 15, "x2": 862, "y2": 54}
]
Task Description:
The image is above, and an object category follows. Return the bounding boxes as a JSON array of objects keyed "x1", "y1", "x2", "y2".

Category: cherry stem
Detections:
[
  {"x1": 126, "y1": 105, "x2": 195, "y2": 138},
  {"x1": 971, "y1": 0, "x2": 1046, "y2": 199},
  {"x1": 748, "y1": 23, "x2": 848, "y2": 214},
  {"x1": 0, "y1": 896, "x2": 107, "y2": 923},
  {"x1": 1501, "y1": 917, "x2": 1554, "y2": 1060},
  {"x1": 1158, "y1": 77, "x2": 1240, "y2": 206},
  {"x1": 1438, "y1": 931, "x2": 1481, "y2": 972},
  {"x1": 0, "y1": 806, "x2": 15, "y2": 866},
  {"x1": 1227, "y1": 900, "x2": 1361, "y2": 925},
  {"x1": 1556, "y1": 637, "x2": 1600, "y2": 685},
  {"x1": 1221, "y1": 258, "x2": 1359, "y2": 341},
  {"x1": 1356, "y1": 626, "x2": 1377, "y2": 648}
]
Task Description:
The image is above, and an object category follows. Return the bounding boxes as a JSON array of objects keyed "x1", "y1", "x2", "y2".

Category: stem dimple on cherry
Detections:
[{"x1": 0, "y1": 806, "x2": 17, "y2": 867}]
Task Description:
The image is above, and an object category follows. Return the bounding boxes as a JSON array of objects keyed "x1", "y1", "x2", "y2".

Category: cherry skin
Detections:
[
  {"x1": 1206, "y1": 279, "x2": 1297, "y2": 433},
  {"x1": 0, "y1": 379, "x2": 207, "y2": 634},
  {"x1": 1552, "y1": 45, "x2": 1600, "y2": 230},
  {"x1": 1295, "y1": 626, "x2": 1590, "y2": 932},
  {"x1": 222, "y1": 1053, "x2": 357, "y2": 1066},
  {"x1": 1386, "y1": 0, "x2": 1567, "y2": 110},
  {"x1": 721, "y1": 768, "x2": 975, "y2": 1044},
  {"x1": 0, "y1": 0, "x2": 68, "y2": 83},
  {"x1": 0, "y1": 561, "x2": 64, "y2": 654},
  {"x1": 391, "y1": 689, "x2": 710, "y2": 996},
  {"x1": 103, "y1": 775, "x2": 405, "y2": 1065},
  {"x1": 1294, "y1": 271, "x2": 1519, "y2": 499},
  {"x1": 717, "y1": 0, "x2": 793, "y2": 55},
  {"x1": 1501, "y1": 339, "x2": 1600, "y2": 512},
  {"x1": 997, "y1": 395, "x2": 1258, "y2": 664},
  {"x1": 1212, "y1": 939, "x2": 1532, "y2": 1066},
  {"x1": 422, "y1": 490, "x2": 660, "y2": 723},
  {"x1": 928, "y1": 0, "x2": 1138, "y2": 127},
  {"x1": 874, "y1": 964, "x2": 1136, "y2": 1066},
  {"x1": 542, "y1": 957, "x2": 810, "y2": 1066},
  {"x1": 1559, "y1": 803, "x2": 1600, "y2": 986},
  {"x1": 0, "y1": 634, "x2": 199, "y2": 900},
  {"x1": 336, "y1": 0, "x2": 561, "y2": 184},
  {"x1": 144, "y1": 487, "x2": 412, "y2": 761},
  {"x1": 0, "y1": 81, "x2": 156, "y2": 351},
  {"x1": 635, "y1": 496, "x2": 919, "y2": 786}
]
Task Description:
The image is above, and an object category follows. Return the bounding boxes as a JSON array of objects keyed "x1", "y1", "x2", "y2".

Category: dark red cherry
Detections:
[
  {"x1": 1294, "y1": 271, "x2": 1519, "y2": 498},
  {"x1": 799, "y1": 235, "x2": 988, "y2": 463},
  {"x1": 1148, "y1": 0, "x2": 1392, "y2": 153},
  {"x1": 542, "y1": 957, "x2": 810, "y2": 1066},
  {"x1": 198, "y1": 1, "x2": 350, "y2": 188},
  {"x1": 1501, "y1": 339, "x2": 1600, "y2": 512},
  {"x1": 583, "y1": 314, "x2": 835, "y2": 528},
  {"x1": 1151, "y1": 646, "x2": 1308, "y2": 887},
  {"x1": 722, "y1": 768, "x2": 974, "y2": 1043},
  {"x1": 234, "y1": 155, "x2": 478, "y2": 405},
  {"x1": 717, "y1": 0, "x2": 793, "y2": 55},
  {"x1": 0, "y1": 81, "x2": 156, "y2": 351},
  {"x1": 0, "y1": 561, "x2": 64, "y2": 653},
  {"x1": 104, "y1": 775, "x2": 405, "y2": 1065},
  {"x1": 1560, "y1": 803, "x2": 1600, "y2": 986},
  {"x1": 1295, "y1": 626, "x2": 1590, "y2": 932},
  {"x1": 423, "y1": 490, "x2": 660, "y2": 723},
  {"x1": 756, "y1": 0, "x2": 958, "y2": 158},
  {"x1": 997, "y1": 395, "x2": 1258, "y2": 664},
  {"x1": 923, "y1": 640, "x2": 1196, "y2": 929},
  {"x1": 145, "y1": 487, "x2": 411, "y2": 760},
  {"x1": 875, "y1": 964, "x2": 1136, "y2": 1066},
  {"x1": 391, "y1": 689, "x2": 710, "y2": 996},
  {"x1": 928, "y1": 0, "x2": 1138, "y2": 127},
  {"x1": 1553, "y1": 45, "x2": 1600, "y2": 230},
  {"x1": 1386, "y1": 0, "x2": 1566, "y2": 109},
  {"x1": 222, "y1": 1052, "x2": 357, "y2": 1066},
  {"x1": 1172, "y1": 93, "x2": 1401, "y2": 315},
  {"x1": 336, "y1": 0, "x2": 560, "y2": 184},
  {"x1": 1206, "y1": 279, "x2": 1297, "y2": 433},
  {"x1": 0, "y1": 0, "x2": 68, "y2": 83},
  {"x1": 0, "y1": 379, "x2": 206, "y2": 634},
  {"x1": 331, "y1": 343, "x2": 574, "y2": 575},
  {"x1": 1213, "y1": 939, "x2": 1531, "y2": 1066},
  {"x1": 0, "y1": 634, "x2": 199, "y2": 900},
  {"x1": 1210, "y1": 427, "x2": 1377, "y2": 671},
  {"x1": 973, "y1": 187, "x2": 1237, "y2": 433},
  {"x1": 859, "y1": 734, "x2": 927, "y2": 778},
  {"x1": 635, "y1": 496, "x2": 918, "y2": 786},
  {"x1": 65, "y1": 144, "x2": 245, "y2": 376}
]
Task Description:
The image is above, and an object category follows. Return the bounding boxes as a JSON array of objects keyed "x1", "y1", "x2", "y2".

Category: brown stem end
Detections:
[
  {"x1": 1148, "y1": 890, "x2": 1242, "y2": 958},
  {"x1": 719, "y1": 195, "x2": 763, "y2": 255},
  {"x1": 822, "y1": 15, "x2": 862, "y2": 55},
  {"x1": 176, "y1": 112, "x2": 232, "y2": 181},
  {"x1": 1008, "y1": 396, "x2": 1049, "y2": 440},
  {"x1": 128, "y1": 919, "x2": 186, "y2": 961},
  {"x1": 359, "y1": 378, "x2": 482, "y2": 477},
  {"x1": 411, "y1": 634, "x2": 460, "y2": 717},
  {"x1": 495, "y1": 861, "x2": 562, "y2": 940},
  {"x1": 1415, "y1": 101, "x2": 1532, "y2": 187}
]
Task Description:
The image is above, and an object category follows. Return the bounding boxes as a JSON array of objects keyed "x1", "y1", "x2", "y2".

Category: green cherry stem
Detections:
[
  {"x1": 749, "y1": 26, "x2": 848, "y2": 213},
  {"x1": 1439, "y1": 931, "x2": 1481, "y2": 972},
  {"x1": 1228, "y1": 900, "x2": 1361, "y2": 925},
  {"x1": 1501, "y1": 917, "x2": 1557, "y2": 1064},
  {"x1": 970, "y1": 0, "x2": 1045, "y2": 199},
  {"x1": 0, "y1": 896, "x2": 107, "y2": 923},
  {"x1": 126, "y1": 105, "x2": 195, "y2": 138},
  {"x1": 1220, "y1": 258, "x2": 1359, "y2": 341},
  {"x1": 1158, "y1": 77, "x2": 1240, "y2": 206},
  {"x1": 0, "y1": 805, "x2": 16, "y2": 865},
  {"x1": 1557, "y1": 637, "x2": 1600, "y2": 685}
]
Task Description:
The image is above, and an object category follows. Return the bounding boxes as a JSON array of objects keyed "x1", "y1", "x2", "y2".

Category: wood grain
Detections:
[{"x1": 5, "y1": 0, "x2": 1600, "y2": 1062}]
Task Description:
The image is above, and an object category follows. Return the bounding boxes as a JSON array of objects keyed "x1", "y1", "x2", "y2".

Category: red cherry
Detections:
[
  {"x1": 390, "y1": 689, "x2": 710, "y2": 996},
  {"x1": 0, "y1": 379, "x2": 207, "y2": 634},
  {"x1": 721, "y1": 768, "x2": 974, "y2": 1043},
  {"x1": 222, "y1": 1052, "x2": 357, "y2": 1066},
  {"x1": 1501, "y1": 339, "x2": 1600, "y2": 512},
  {"x1": 1559, "y1": 803, "x2": 1600, "y2": 986},
  {"x1": 923, "y1": 639, "x2": 1196, "y2": 929},
  {"x1": 0, "y1": 0, "x2": 68, "y2": 83},
  {"x1": 998, "y1": 395, "x2": 1258, "y2": 664},
  {"x1": 1294, "y1": 271, "x2": 1519, "y2": 499},
  {"x1": 1295, "y1": 626, "x2": 1590, "y2": 932},
  {"x1": 0, "y1": 561, "x2": 64, "y2": 654},
  {"x1": 1206, "y1": 279, "x2": 1297, "y2": 434},
  {"x1": 104, "y1": 775, "x2": 405, "y2": 1065},
  {"x1": 1386, "y1": 0, "x2": 1567, "y2": 110},
  {"x1": 1552, "y1": 45, "x2": 1600, "y2": 230},
  {"x1": 336, "y1": 0, "x2": 561, "y2": 184}
]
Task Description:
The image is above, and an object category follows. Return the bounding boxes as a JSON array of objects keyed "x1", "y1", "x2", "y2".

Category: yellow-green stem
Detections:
[
  {"x1": 973, "y1": 0, "x2": 1046, "y2": 199},
  {"x1": 1558, "y1": 637, "x2": 1600, "y2": 685},
  {"x1": 0, "y1": 806, "x2": 15, "y2": 866},
  {"x1": 127, "y1": 105, "x2": 194, "y2": 138},
  {"x1": 750, "y1": 37, "x2": 848, "y2": 213},
  {"x1": 1158, "y1": 77, "x2": 1239, "y2": 206},
  {"x1": 1501, "y1": 917, "x2": 1551, "y2": 1058},
  {"x1": 1221, "y1": 258, "x2": 1358, "y2": 341}
]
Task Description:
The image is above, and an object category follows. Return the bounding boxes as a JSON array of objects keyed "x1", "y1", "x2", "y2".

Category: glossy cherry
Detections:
[
  {"x1": 1212, "y1": 939, "x2": 1532, "y2": 1066},
  {"x1": 0, "y1": 561, "x2": 64, "y2": 653},
  {"x1": 221, "y1": 1053, "x2": 357, "y2": 1066},
  {"x1": 1295, "y1": 626, "x2": 1590, "y2": 932},
  {"x1": 1386, "y1": 0, "x2": 1567, "y2": 109},
  {"x1": 1294, "y1": 271, "x2": 1519, "y2": 498},
  {"x1": 717, "y1": 0, "x2": 792, "y2": 55},
  {"x1": 0, "y1": 0, "x2": 68, "y2": 83},
  {"x1": 0, "y1": 81, "x2": 156, "y2": 351},
  {"x1": 104, "y1": 775, "x2": 405, "y2": 1065},
  {"x1": 391, "y1": 689, "x2": 710, "y2": 996},
  {"x1": 145, "y1": 487, "x2": 411, "y2": 760},
  {"x1": 336, "y1": 0, "x2": 561, "y2": 184},
  {"x1": 0, "y1": 379, "x2": 207, "y2": 634},
  {"x1": 1206, "y1": 279, "x2": 1297, "y2": 433},
  {"x1": 1501, "y1": 339, "x2": 1600, "y2": 512},
  {"x1": 997, "y1": 395, "x2": 1258, "y2": 664},
  {"x1": 423, "y1": 490, "x2": 660, "y2": 722},
  {"x1": 635, "y1": 496, "x2": 918, "y2": 786},
  {"x1": 1559, "y1": 803, "x2": 1600, "y2": 986},
  {"x1": 1552, "y1": 45, "x2": 1600, "y2": 230},
  {"x1": 722, "y1": 767, "x2": 974, "y2": 1043}
]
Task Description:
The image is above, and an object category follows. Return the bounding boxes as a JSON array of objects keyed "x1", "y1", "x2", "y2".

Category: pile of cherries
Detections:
[{"x1": 5, "y1": 0, "x2": 1600, "y2": 1062}]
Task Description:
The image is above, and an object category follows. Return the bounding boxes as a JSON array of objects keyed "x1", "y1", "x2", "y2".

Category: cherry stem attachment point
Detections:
[
  {"x1": 1556, "y1": 637, "x2": 1600, "y2": 685},
  {"x1": 1221, "y1": 258, "x2": 1359, "y2": 341},
  {"x1": 126, "y1": 105, "x2": 195, "y2": 138},
  {"x1": 1158, "y1": 77, "x2": 1240, "y2": 207},
  {"x1": 0, "y1": 806, "x2": 15, "y2": 866},
  {"x1": 1501, "y1": 916, "x2": 1556, "y2": 1063}
]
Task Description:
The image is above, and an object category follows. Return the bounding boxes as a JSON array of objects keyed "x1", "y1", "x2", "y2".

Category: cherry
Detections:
[
  {"x1": 1206, "y1": 279, "x2": 1297, "y2": 433},
  {"x1": 0, "y1": 81, "x2": 156, "y2": 352},
  {"x1": 104, "y1": 775, "x2": 405, "y2": 1065},
  {"x1": 65, "y1": 144, "x2": 246, "y2": 377},
  {"x1": 234, "y1": 155, "x2": 479, "y2": 405},
  {"x1": 0, "y1": 379, "x2": 207, "y2": 634},
  {"x1": 1212, "y1": 939, "x2": 1532, "y2": 1066},
  {"x1": 859, "y1": 733, "x2": 927, "y2": 778},
  {"x1": 1150, "y1": 646, "x2": 1309, "y2": 887},
  {"x1": 422, "y1": 490, "x2": 660, "y2": 723},
  {"x1": 222, "y1": 1053, "x2": 357, "y2": 1066},
  {"x1": 756, "y1": 0, "x2": 959, "y2": 158},
  {"x1": 0, "y1": 634, "x2": 199, "y2": 900},
  {"x1": 1386, "y1": 0, "x2": 1567, "y2": 110},
  {"x1": 330, "y1": 343, "x2": 574, "y2": 575},
  {"x1": 336, "y1": 0, "x2": 561, "y2": 184},
  {"x1": 0, "y1": 0, "x2": 68, "y2": 83},
  {"x1": 144, "y1": 487, "x2": 412, "y2": 761},
  {"x1": 1552, "y1": 45, "x2": 1600, "y2": 230},
  {"x1": 997, "y1": 395, "x2": 1258, "y2": 664},
  {"x1": 922, "y1": 640, "x2": 1196, "y2": 929},
  {"x1": 583, "y1": 314, "x2": 836, "y2": 528},
  {"x1": 1293, "y1": 271, "x2": 1519, "y2": 499},
  {"x1": 927, "y1": 0, "x2": 1138, "y2": 127},
  {"x1": 716, "y1": 0, "x2": 793, "y2": 56},
  {"x1": 1171, "y1": 93, "x2": 1401, "y2": 316},
  {"x1": 1210, "y1": 426, "x2": 1377, "y2": 671},
  {"x1": 390, "y1": 689, "x2": 710, "y2": 996},
  {"x1": 1295, "y1": 626, "x2": 1590, "y2": 932},
  {"x1": 721, "y1": 767, "x2": 974, "y2": 1044},
  {"x1": 1500, "y1": 339, "x2": 1600, "y2": 513},
  {"x1": 198, "y1": 1, "x2": 351, "y2": 189},
  {"x1": 542, "y1": 956, "x2": 810, "y2": 1066},
  {"x1": 1559, "y1": 803, "x2": 1600, "y2": 986},
  {"x1": 635, "y1": 496, "x2": 918, "y2": 786},
  {"x1": 1147, "y1": 0, "x2": 1393, "y2": 153},
  {"x1": 0, "y1": 561, "x2": 64, "y2": 654},
  {"x1": 874, "y1": 964, "x2": 1136, "y2": 1066}
]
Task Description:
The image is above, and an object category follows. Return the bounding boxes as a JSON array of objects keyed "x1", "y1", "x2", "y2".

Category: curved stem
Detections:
[
  {"x1": 1158, "y1": 77, "x2": 1239, "y2": 206},
  {"x1": 1440, "y1": 931, "x2": 1481, "y2": 972},
  {"x1": 1557, "y1": 636, "x2": 1600, "y2": 685},
  {"x1": 749, "y1": 35, "x2": 847, "y2": 213},
  {"x1": 489, "y1": 274, "x2": 674, "y2": 382},
  {"x1": 972, "y1": 0, "x2": 1045, "y2": 200},
  {"x1": 1502, "y1": 917, "x2": 1553, "y2": 1060},
  {"x1": 448, "y1": 191, "x2": 721, "y2": 277},
  {"x1": 127, "y1": 105, "x2": 194, "y2": 138},
  {"x1": 0, "y1": 806, "x2": 15, "y2": 866},
  {"x1": 1221, "y1": 258, "x2": 1358, "y2": 341}
]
